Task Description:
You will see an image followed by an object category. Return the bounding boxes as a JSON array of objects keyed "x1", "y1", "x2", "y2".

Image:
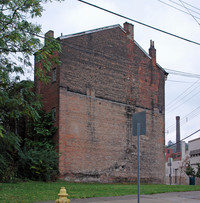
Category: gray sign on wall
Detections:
[{"x1": 132, "y1": 111, "x2": 146, "y2": 136}]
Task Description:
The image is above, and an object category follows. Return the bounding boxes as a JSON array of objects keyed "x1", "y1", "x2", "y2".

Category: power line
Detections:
[
  {"x1": 179, "y1": 0, "x2": 200, "y2": 11},
  {"x1": 179, "y1": 0, "x2": 200, "y2": 26},
  {"x1": 166, "y1": 128, "x2": 200, "y2": 148},
  {"x1": 159, "y1": 0, "x2": 200, "y2": 17},
  {"x1": 165, "y1": 68, "x2": 200, "y2": 78},
  {"x1": 166, "y1": 106, "x2": 200, "y2": 131},
  {"x1": 158, "y1": 0, "x2": 200, "y2": 20},
  {"x1": 166, "y1": 78, "x2": 200, "y2": 108},
  {"x1": 171, "y1": 0, "x2": 200, "y2": 15},
  {"x1": 166, "y1": 72, "x2": 200, "y2": 111},
  {"x1": 166, "y1": 79, "x2": 200, "y2": 83},
  {"x1": 77, "y1": 0, "x2": 200, "y2": 46},
  {"x1": 167, "y1": 89, "x2": 200, "y2": 113}
]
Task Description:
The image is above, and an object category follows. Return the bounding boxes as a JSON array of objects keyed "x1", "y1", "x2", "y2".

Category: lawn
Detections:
[{"x1": 0, "y1": 181, "x2": 200, "y2": 203}]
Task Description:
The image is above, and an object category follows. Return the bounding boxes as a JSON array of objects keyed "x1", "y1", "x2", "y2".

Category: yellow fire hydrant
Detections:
[{"x1": 56, "y1": 186, "x2": 70, "y2": 203}]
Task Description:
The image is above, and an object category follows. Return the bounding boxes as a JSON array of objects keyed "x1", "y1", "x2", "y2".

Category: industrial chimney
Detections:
[{"x1": 176, "y1": 116, "x2": 181, "y2": 153}]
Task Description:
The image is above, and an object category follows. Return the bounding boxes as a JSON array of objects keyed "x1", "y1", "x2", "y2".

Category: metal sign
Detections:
[
  {"x1": 132, "y1": 111, "x2": 146, "y2": 136},
  {"x1": 132, "y1": 111, "x2": 146, "y2": 203}
]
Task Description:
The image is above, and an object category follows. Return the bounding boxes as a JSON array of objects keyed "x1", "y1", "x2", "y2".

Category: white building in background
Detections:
[
  {"x1": 189, "y1": 137, "x2": 200, "y2": 166},
  {"x1": 165, "y1": 141, "x2": 189, "y2": 185},
  {"x1": 188, "y1": 137, "x2": 200, "y2": 185},
  {"x1": 165, "y1": 138, "x2": 200, "y2": 185}
]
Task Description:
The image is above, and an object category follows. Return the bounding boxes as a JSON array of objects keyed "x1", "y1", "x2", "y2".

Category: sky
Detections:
[{"x1": 31, "y1": 0, "x2": 200, "y2": 144}]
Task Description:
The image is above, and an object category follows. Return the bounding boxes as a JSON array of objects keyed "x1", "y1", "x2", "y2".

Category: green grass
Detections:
[{"x1": 0, "y1": 181, "x2": 200, "y2": 203}]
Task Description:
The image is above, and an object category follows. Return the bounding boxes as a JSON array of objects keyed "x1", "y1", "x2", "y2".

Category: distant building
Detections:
[
  {"x1": 188, "y1": 137, "x2": 200, "y2": 185},
  {"x1": 189, "y1": 137, "x2": 200, "y2": 166},
  {"x1": 165, "y1": 141, "x2": 189, "y2": 185},
  {"x1": 165, "y1": 137, "x2": 200, "y2": 185},
  {"x1": 35, "y1": 22, "x2": 168, "y2": 183}
]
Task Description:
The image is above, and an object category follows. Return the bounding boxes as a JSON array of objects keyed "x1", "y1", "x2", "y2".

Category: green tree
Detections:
[
  {"x1": 0, "y1": 0, "x2": 61, "y2": 181},
  {"x1": 196, "y1": 163, "x2": 200, "y2": 178},
  {"x1": 0, "y1": 80, "x2": 42, "y2": 181},
  {"x1": 0, "y1": 0, "x2": 61, "y2": 84},
  {"x1": 0, "y1": 79, "x2": 59, "y2": 182},
  {"x1": 185, "y1": 162, "x2": 195, "y2": 177},
  {"x1": 18, "y1": 109, "x2": 58, "y2": 181}
]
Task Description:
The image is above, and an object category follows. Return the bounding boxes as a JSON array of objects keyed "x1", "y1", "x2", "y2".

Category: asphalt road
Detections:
[{"x1": 36, "y1": 191, "x2": 200, "y2": 203}]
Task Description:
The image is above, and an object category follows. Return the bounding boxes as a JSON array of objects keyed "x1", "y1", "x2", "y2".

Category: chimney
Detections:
[
  {"x1": 123, "y1": 22, "x2": 134, "y2": 41},
  {"x1": 176, "y1": 116, "x2": 181, "y2": 153},
  {"x1": 149, "y1": 40, "x2": 156, "y2": 66},
  {"x1": 44, "y1": 30, "x2": 54, "y2": 46}
]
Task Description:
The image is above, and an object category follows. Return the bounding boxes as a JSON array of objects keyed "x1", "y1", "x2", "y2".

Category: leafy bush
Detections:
[
  {"x1": 0, "y1": 132, "x2": 21, "y2": 182},
  {"x1": 195, "y1": 163, "x2": 200, "y2": 178},
  {"x1": 17, "y1": 110, "x2": 59, "y2": 181},
  {"x1": 185, "y1": 162, "x2": 195, "y2": 177},
  {"x1": 18, "y1": 145, "x2": 58, "y2": 181},
  {"x1": 0, "y1": 82, "x2": 59, "y2": 182}
]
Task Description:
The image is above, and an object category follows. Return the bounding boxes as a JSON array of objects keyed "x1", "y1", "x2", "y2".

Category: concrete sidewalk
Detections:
[{"x1": 36, "y1": 191, "x2": 200, "y2": 203}]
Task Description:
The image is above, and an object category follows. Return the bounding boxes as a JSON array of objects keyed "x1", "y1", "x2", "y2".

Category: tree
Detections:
[
  {"x1": 18, "y1": 109, "x2": 59, "y2": 181},
  {"x1": 0, "y1": 80, "x2": 41, "y2": 181},
  {"x1": 178, "y1": 155, "x2": 189, "y2": 184},
  {"x1": 185, "y1": 162, "x2": 195, "y2": 177},
  {"x1": 0, "y1": 79, "x2": 58, "y2": 182},
  {"x1": 0, "y1": 0, "x2": 61, "y2": 182},
  {"x1": 195, "y1": 163, "x2": 200, "y2": 178},
  {"x1": 0, "y1": 0, "x2": 61, "y2": 83}
]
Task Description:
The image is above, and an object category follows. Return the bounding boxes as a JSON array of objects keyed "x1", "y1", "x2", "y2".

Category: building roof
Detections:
[
  {"x1": 188, "y1": 137, "x2": 200, "y2": 143},
  {"x1": 58, "y1": 24, "x2": 125, "y2": 40},
  {"x1": 58, "y1": 23, "x2": 168, "y2": 75}
]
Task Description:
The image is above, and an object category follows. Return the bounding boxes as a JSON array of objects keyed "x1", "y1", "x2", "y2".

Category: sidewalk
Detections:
[{"x1": 36, "y1": 191, "x2": 200, "y2": 203}]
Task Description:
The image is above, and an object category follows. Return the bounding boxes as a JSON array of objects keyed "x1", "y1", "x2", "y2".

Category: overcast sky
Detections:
[{"x1": 32, "y1": 0, "x2": 200, "y2": 144}]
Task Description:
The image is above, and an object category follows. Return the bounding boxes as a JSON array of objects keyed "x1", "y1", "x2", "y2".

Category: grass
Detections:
[{"x1": 0, "y1": 180, "x2": 200, "y2": 203}]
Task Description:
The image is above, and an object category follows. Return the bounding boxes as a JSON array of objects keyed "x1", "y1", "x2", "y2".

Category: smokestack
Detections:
[{"x1": 176, "y1": 116, "x2": 181, "y2": 152}]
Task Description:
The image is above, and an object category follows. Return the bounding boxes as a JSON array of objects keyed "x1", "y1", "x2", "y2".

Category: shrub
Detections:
[
  {"x1": 18, "y1": 145, "x2": 58, "y2": 181},
  {"x1": 185, "y1": 162, "x2": 195, "y2": 177},
  {"x1": 17, "y1": 110, "x2": 59, "y2": 181}
]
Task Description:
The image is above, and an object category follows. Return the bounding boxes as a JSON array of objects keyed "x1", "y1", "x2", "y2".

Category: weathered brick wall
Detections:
[
  {"x1": 59, "y1": 27, "x2": 130, "y2": 104},
  {"x1": 58, "y1": 89, "x2": 165, "y2": 183},
  {"x1": 35, "y1": 23, "x2": 166, "y2": 183},
  {"x1": 59, "y1": 89, "x2": 127, "y2": 182},
  {"x1": 57, "y1": 23, "x2": 166, "y2": 183},
  {"x1": 59, "y1": 26, "x2": 165, "y2": 111}
]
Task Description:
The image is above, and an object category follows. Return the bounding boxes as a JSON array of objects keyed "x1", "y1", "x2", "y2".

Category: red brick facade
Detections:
[{"x1": 35, "y1": 22, "x2": 168, "y2": 183}]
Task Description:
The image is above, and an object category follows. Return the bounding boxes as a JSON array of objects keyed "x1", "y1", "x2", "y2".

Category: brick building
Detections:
[{"x1": 35, "y1": 22, "x2": 168, "y2": 183}]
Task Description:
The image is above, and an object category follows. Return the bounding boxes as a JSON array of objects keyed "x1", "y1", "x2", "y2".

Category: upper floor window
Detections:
[
  {"x1": 52, "y1": 107, "x2": 56, "y2": 122},
  {"x1": 52, "y1": 68, "x2": 56, "y2": 82}
]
